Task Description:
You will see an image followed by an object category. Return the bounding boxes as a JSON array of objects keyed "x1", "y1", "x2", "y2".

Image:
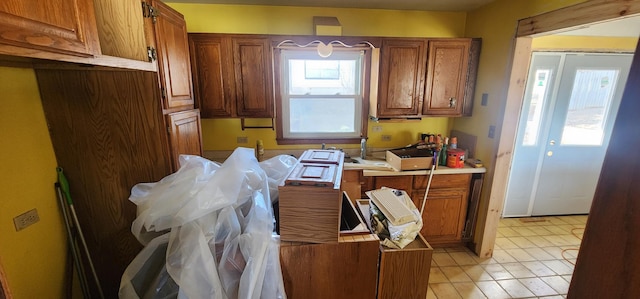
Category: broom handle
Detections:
[{"x1": 57, "y1": 168, "x2": 105, "y2": 299}]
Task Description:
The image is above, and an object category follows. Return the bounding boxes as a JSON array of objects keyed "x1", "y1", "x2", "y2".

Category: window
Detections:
[{"x1": 275, "y1": 47, "x2": 370, "y2": 144}]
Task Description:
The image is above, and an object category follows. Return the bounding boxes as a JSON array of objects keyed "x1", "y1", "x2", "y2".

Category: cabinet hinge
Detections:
[
  {"x1": 147, "y1": 46, "x2": 157, "y2": 62},
  {"x1": 142, "y1": 2, "x2": 158, "y2": 23},
  {"x1": 161, "y1": 87, "x2": 167, "y2": 99},
  {"x1": 167, "y1": 126, "x2": 171, "y2": 134}
]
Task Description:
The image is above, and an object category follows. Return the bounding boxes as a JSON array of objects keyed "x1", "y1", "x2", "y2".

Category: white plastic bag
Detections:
[{"x1": 124, "y1": 148, "x2": 287, "y2": 299}]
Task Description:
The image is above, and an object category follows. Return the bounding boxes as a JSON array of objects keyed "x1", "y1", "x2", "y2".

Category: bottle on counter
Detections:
[
  {"x1": 450, "y1": 137, "x2": 458, "y2": 149},
  {"x1": 256, "y1": 139, "x2": 264, "y2": 162},
  {"x1": 439, "y1": 137, "x2": 448, "y2": 166}
]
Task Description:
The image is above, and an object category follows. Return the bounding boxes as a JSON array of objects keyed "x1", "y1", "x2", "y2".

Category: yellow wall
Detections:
[
  {"x1": 0, "y1": 67, "x2": 67, "y2": 298},
  {"x1": 453, "y1": 0, "x2": 587, "y2": 164},
  {"x1": 532, "y1": 35, "x2": 639, "y2": 51},
  {"x1": 169, "y1": 3, "x2": 466, "y2": 151}
]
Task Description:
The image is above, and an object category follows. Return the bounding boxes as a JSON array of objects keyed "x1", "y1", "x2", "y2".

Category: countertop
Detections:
[{"x1": 343, "y1": 155, "x2": 486, "y2": 176}]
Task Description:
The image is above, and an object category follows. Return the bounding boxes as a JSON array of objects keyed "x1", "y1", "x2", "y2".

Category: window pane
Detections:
[
  {"x1": 288, "y1": 57, "x2": 359, "y2": 96},
  {"x1": 289, "y1": 98, "x2": 356, "y2": 133},
  {"x1": 560, "y1": 69, "x2": 619, "y2": 146},
  {"x1": 523, "y1": 69, "x2": 552, "y2": 146}
]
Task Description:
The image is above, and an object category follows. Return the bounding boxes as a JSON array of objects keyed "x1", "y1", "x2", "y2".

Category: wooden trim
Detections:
[
  {"x1": 477, "y1": 37, "x2": 532, "y2": 257},
  {"x1": 517, "y1": 1, "x2": 640, "y2": 37},
  {"x1": 0, "y1": 257, "x2": 12, "y2": 299}
]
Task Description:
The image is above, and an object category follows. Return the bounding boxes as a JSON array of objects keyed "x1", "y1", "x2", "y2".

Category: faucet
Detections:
[{"x1": 360, "y1": 138, "x2": 367, "y2": 159}]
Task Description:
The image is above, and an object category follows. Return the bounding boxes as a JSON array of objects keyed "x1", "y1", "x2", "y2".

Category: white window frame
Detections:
[{"x1": 274, "y1": 46, "x2": 371, "y2": 145}]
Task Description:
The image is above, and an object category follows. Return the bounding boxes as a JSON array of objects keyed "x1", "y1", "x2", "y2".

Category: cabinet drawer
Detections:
[
  {"x1": 413, "y1": 173, "x2": 471, "y2": 189},
  {"x1": 374, "y1": 175, "x2": 413, "y2": 192}
]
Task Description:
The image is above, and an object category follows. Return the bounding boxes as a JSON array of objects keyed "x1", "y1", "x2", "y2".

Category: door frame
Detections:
[{"x1": 479, "y1": 0, "x2": 640, "y2": 257}]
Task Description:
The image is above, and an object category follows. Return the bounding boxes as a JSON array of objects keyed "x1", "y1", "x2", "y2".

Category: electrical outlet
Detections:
[
  {"x1": 237, "y1": 136, "x2": 248, "y2": 144},
  {"x1": 381, "y1": 135, "x2": 392, "y2": 141},
  {"x1": 13, "y1": 208, "x2": 39, "y2": 231},
  {"x1": 488, "y1": 125, "x2": 496, "y2": 139},
  {"x1": 372, "y1": 125, "x2": 383, "y2": 132}
]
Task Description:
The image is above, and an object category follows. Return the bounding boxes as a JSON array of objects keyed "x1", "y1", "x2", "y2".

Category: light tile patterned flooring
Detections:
[{"x1": 427, "y1": 215, "x2": 587, "y2": 299}]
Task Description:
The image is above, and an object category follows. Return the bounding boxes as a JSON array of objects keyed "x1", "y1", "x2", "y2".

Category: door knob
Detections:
[{"x1": 547, "y1": 151, "x2": 553, "y2": 157}]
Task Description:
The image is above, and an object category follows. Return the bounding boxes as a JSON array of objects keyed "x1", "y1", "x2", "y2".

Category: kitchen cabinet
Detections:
[
  {"x1": 28, "y1": 2, "x2": 200, "y2": 297},
  {"x1": 374, "y1": 39, "x2": 427, "y2": 118},
  {"x1": 167, "y1": 109, "x2": 204, "y2": 170},
  {"x1": 0, "y1": 0, "x2": 100, "y2": 57},
  {"x1": 0, "y1": 0, "x2": 162, "y2": 70},
  {"x1": 371, "y1": 38, "x2": 481, "y2": 118},
  {"x1": 361, "y1": 172, "x2": 472, "y2": 246},
  {"x1": 423, "y1": 39, "x2": 481, "y2": 117},
  {"x1": 152, "y1": 0, "x2": 194, "y2": 111},
  {"x1": 189, "y1": 34, "x2": 274, "y2": 118},
  {"x1": 412, "y1": 174, "x2": 471, "y2": 245}
]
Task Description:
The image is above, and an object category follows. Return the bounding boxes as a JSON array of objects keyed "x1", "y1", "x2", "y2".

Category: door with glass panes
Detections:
[{"x1": 504, "y1": 53, "x2": 632, "y2": 217}]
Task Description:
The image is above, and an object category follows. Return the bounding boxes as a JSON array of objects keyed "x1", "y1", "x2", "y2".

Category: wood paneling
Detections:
[
  {"x1": 568, "y1": 39, "x2": 640, "y2": 299},
  {"x1": 0, "y1": 0, "x2": 99, "y2": 57},
  {"x1": 36, "y1": 69, "x2": 173, "y2": 298},
  {"x1": 153, "y1": 0, "x2": 194, "y2": 110}
]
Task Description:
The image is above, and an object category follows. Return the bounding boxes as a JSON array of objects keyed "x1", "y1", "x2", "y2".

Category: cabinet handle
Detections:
[{"x1": 449, "y1": 97, "x2": 457, "y2": 108}]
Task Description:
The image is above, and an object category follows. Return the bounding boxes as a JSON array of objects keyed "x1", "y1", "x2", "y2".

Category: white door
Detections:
[{"x1": 504, "y1": 53, "x2": 632, "y2": 217}]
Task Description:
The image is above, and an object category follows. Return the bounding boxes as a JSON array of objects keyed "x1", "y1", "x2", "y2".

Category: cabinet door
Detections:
[
  {"x1": 412, "y1": 189, "x2": 468, "y2": 244},
  {"x1": 0, "y1": 0, "x2": 99, "y2": 57},
  {"x1": 376, "y1": 39, "x2": 427, "y2": 118},
  {"x1": 153, "y1": 0, "x2": 194, "y2": 110},
  {"x1": 233, "y1": 37, "x2": 274, "y2": 117},
  {"x1": 423, "y1": 39, "x2": 470, "y2": 116},
  {"x1": 167, "y1": 109, "x2": 203, "y2": 170},
  {"x1": 189, "y1": 34, "x2": 235, "y2": 117}
]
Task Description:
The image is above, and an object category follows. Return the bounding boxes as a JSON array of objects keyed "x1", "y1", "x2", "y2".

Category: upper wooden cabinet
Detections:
[
  {"x1": 151, "y1": 0, "x2": 194, "y2": 111},
  {"x1": 0, "y1": 0, "x2": 100, "y2": 57},
  {"x1": 374, "y1": 39, "x2": 427, "y2": 118},
  {"x1": 372, "y1": 38, "x2": 481, "y2": 118},
  {"x1": 189, "y1": 34, "x2": 274, "y2": 118},
  {"x1": 423, "y1": 39, "x2": 480, "y2": 117},
  {"x1": 0, "y1": 0, "x2": 165, "y2": 70}
]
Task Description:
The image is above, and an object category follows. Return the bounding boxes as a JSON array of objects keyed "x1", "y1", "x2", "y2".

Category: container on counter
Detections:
[{"x1": 446, "y1": 148, "x2": 465, "y2": 168}]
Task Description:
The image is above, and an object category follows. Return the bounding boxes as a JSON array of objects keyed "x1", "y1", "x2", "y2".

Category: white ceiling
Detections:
[{"x1": 167, "y1": 0, "x2": 497, "y2": 11}]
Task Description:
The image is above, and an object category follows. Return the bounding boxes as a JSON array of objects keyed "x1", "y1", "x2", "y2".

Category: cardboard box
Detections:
[{"x1": 386, "y1": 148, "x2": 434, "y2": 171}]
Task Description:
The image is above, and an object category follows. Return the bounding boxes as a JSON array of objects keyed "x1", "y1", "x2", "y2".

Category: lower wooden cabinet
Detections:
[
  {"x1": 166, "y1": 109, "x2": 203, "y2": 170},
  {"x1": 353, "y1": 172, "x2": 473, "y2": 246}
]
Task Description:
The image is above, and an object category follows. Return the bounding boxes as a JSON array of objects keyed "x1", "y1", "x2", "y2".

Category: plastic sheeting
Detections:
[{"x1": 120, "y1": 148, "x2": 296, "y2": 299}]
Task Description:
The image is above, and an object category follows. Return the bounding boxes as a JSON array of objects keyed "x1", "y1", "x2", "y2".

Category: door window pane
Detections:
[
  {"x1": 523, "y1": 69, "x2": 552, "y2": 146},
  {"x1": 561, "y1": 69, "x2": 619, "y2": 146}
]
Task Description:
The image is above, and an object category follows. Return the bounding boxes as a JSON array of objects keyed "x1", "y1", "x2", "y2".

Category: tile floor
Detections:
[{"x1": 427, "y1": 215, "x2": 587, "y2": 299}]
